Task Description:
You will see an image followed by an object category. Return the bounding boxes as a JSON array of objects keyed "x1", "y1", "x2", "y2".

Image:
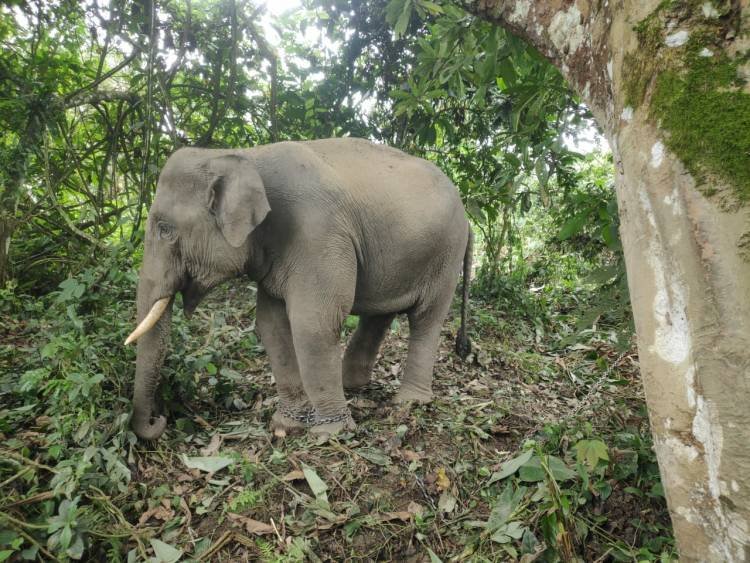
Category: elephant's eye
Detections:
[{"x1": 157, "y1": 221, "x2": 176, "y2": 242}]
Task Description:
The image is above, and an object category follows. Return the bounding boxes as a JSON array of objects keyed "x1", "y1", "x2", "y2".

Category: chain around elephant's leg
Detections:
[
  {"x1": 271, "y1": 399, "x2": 314, "y2": 435},
  {"x1": 256, "y1": 288, "x2": 312, "y2": 436}
]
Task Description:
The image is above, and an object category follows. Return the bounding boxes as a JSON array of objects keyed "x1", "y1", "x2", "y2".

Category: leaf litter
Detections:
[{"x1": 102, "y1": 286, "x2": 671, "y2": 560}]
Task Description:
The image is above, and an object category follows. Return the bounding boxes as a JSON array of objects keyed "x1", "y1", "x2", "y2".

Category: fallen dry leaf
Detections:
[
  {"x1": 200, "y1": 433, "x2": 222, "y2": 456},
  {"x1": 282, "y1": 469, "x2": 305, "y2": 482},
  {"x1": 350, "y1": 398, "x2": 377, "y2": 409},
  {"x1": 400, "y1": 449, "x2": 424, "y2": 463},
  {"x1": 407, "y1": 501, "x2": 425, "y2": 516},
  {"x1": 378, "y1": 511, "x2": 412, "y2": 522},
  {"x1": 227, "y1": 514, "x2": 275, "y2": 535},
  {"x1": 138, "y1": 504, "x2": 175, "y2": 526},
  {"x1": 194, "y1": 415, "x2": 213, "y2": 429}
]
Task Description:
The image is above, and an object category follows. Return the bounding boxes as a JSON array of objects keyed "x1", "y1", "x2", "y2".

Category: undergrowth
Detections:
[{"x1": 0, "y1": 237, "x2": 673, "y2": 561}]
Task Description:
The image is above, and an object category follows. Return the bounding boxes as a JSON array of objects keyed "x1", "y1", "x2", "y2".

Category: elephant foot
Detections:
[
  {"x1": 309, "y1": 409, "x2": 356, "y2": 440},
  {"x1": 393, "y1": 385, "x2": 433, "y2": 404},
  {"x1": 270, "y1": 411, "x2": 307, "y2": 437},
  {"x1": 271, "y1": 402, "x2": 314, "y2": 437},
  {"x1": 343, "y1": 372, "x2": 371, "y2": 391}
]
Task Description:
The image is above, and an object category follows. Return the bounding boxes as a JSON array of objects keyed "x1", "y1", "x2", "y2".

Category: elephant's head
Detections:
[{"x1": 125, "y1": 149, "x2": 270, "y2": 440}]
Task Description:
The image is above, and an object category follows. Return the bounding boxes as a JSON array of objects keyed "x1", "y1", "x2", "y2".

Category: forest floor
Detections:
[
  {"x1": 125, "y1": 284, "x2": 673, "y2": 562},
  {"x1": 0, "y1": 281, "x2": 675, "y2": 562}
]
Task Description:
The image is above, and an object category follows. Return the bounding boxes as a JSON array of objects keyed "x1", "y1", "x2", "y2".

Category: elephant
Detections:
[{"x1": 125, "y1": 137, "x2": 472, "y2": 440}]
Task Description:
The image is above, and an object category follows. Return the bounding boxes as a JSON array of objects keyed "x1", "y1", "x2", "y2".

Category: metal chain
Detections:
[
  {"x1": 515, "y1": 351, "x2": 629, "y2": 449},
  {"x1": 279, "y1": 404, "x2": 315, "y2": 423},
  {"x1": 278, "y1": 404, "x2": 352, "y2": 426},
  {"x1": 311, "y1": 409, "x2": 353, "y2": 426}
]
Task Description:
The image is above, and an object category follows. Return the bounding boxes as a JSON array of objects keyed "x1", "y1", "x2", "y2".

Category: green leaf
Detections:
[
  {"x1": 150, "y1": 539, "x2": 183, "y2": 563},
  {"x1": 355, "y1": 447, "x2": 391, "y2": 466},
  {"x1": 489, "y1": 449, "x2": 533, "y2": 483},
  {"x1": 490, "y1": 521, "x2": 525, "y2": 544},
  {"x1": 486, "y1": 484, "x2": 526, "y2": 531},
  {"x1": 388, "y1": 0, "x2": 413, "y2": 38},
  {"x1": 0, "y1": 551, "x2": 14, "y2": 563},
  {"x1": 302, "y1": 463, "x2": 329, "y2": 505},
  {"x1": 558, "y1": 213, "x2": 588, "y2": 240},
  {"x1": 180, "y1": 455, "x2": 234, "y2": 473},
  {"x1": 57, "y1": 278, "x2": 85, "y2": 302},
  {"x1": 66, "y1": 534, "x2": 84, "y2": 560},
  {"x1": 425, "y1": 546, "x2": 443, "y2": 563},
  {"x1": 521, "y1": 528, "x2": 540, "y2": 553},
  {"x1": 59, "y1": 526, "x2": 72, "y2": 551},
  {"x1": 574, "y1": 439, "x2": 609, "y2": 470},
  {"x1": 416, "y1": 0, "x2": 443, "y2": 16},
  {"x1": 519, "y1": 455, "x2": 576, "y2": 482}
]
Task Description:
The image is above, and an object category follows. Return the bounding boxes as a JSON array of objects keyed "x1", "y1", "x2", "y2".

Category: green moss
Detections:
[
  {"x1": 623, "y1": 16, "x2": 664, "y2": 107},
  {"x1": 622, "y1": 3, "x2": 750, "y2": 203},
  {"x1": 650, "y1": 41, "x2": 750, "y2": 201}
]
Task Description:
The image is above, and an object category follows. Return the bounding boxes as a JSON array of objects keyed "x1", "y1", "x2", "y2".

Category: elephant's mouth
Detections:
[{"x1": 181, "y1": 277, "x2": 209, "y2": 319}]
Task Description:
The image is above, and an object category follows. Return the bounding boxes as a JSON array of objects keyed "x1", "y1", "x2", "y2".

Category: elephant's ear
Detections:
[{"x1": 206, "y1": 154, "x2": 270, "y2": 247}]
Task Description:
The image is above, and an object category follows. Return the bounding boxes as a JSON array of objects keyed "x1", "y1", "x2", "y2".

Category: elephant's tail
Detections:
[{"x1": 455, "y1": 225, "x2": 473, "y2": 359}]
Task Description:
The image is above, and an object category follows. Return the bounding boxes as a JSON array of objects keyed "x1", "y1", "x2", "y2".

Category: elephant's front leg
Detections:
[
  {"x1": 288, "y1": 303, "x2": 355, "y2": 437},
  {"x1": 256, "y1": 288, "x2": 311, "y2": 434}
]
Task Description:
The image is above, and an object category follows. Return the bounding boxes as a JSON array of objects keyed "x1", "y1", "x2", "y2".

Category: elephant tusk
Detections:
[{"x1": 124, "y1": 297, "x2": 170, "y2": 345}]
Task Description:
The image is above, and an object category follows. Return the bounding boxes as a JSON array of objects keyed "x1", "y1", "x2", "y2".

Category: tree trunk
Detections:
[
  {"x1": 0, "y1": 214, "x2": 13, "y2": 286},
  {"x1": 460, "y1": 0, "x2": 750, "y2": 559}
]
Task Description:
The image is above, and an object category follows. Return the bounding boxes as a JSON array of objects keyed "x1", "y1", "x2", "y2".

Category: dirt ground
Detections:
[{"x1": 127, "y1": 283, "x2": 670, "y2": 562}]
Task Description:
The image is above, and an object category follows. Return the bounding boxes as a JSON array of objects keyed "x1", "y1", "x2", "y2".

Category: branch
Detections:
[
  {"x1": 62, "y1": 89, "x2": 138, "y2": 109},
  {"x1": 63, "y1": 49, "x2": 141, "y2": 104},
  {"x1": 42, "y1": 132, "x2": 106, "y2": 248}
]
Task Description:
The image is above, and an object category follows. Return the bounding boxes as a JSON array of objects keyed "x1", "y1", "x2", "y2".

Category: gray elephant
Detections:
[{"x1": 125, "y1": 138, "x2": 472, "y2": 440}]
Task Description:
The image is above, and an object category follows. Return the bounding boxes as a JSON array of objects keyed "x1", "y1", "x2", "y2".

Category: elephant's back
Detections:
[{"x1": 306, "y1": 138, "x2": 462, "y2": 210}]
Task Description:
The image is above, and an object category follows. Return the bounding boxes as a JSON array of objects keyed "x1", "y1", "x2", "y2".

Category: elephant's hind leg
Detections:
[
  {"x1": 394, "y1": 288, "x2": 454, "y2": 404},
  {"x1": 256, "y1": 287, "x2": 310, "y2": 434},
  {"x1": 343, "y1": 313, "x2": 395, "y2": 390}
]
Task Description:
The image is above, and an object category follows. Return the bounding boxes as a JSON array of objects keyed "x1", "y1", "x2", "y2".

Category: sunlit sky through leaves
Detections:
[{"x1": 260, "y1": 0, "x2": 605, "y2": 153}]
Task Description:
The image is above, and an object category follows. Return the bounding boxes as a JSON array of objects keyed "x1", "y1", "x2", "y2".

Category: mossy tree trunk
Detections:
[{"x1": 460, "y1": 0, "x2": 750, "y2": 559}]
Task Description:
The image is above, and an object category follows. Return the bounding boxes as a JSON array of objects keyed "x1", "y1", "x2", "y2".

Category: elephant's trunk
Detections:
[{"x1": 130, "y1": 276, "x2": 174, "y2": 440}]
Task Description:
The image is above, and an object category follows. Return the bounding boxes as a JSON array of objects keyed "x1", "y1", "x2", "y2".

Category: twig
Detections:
[
  {"x1": 270, "y1": 517, "x2": 284, "y2": 544},
  {"x1": 0, "y1": 467, "x2": 32, "y2": 488},
  {"x1": 198, "y1": 530, "x2": 233, "y2": 561},
  {"x1": 63, "y1": 50, "x2": 140, "y2": 103},
  {"x1": 0, "y1": 510, "x2": 49, "y2": 529},
  {"x1": 0, "y1": 490, "x2": 55, "y2": 510},
  {"x1": 14, "y1": 527, "x2": 58, "y2": 561},
  {"x1": 42, "y1": 132, "x2": 106, "y2": 248},
  {"x1": 0, "y1": 450, "x2": 56, "y2": 473}
]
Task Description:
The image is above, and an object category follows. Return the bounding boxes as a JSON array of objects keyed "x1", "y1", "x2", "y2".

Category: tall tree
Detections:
[{"x1": 453, "y1": 0, "x2": 750, "y2": 559}]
